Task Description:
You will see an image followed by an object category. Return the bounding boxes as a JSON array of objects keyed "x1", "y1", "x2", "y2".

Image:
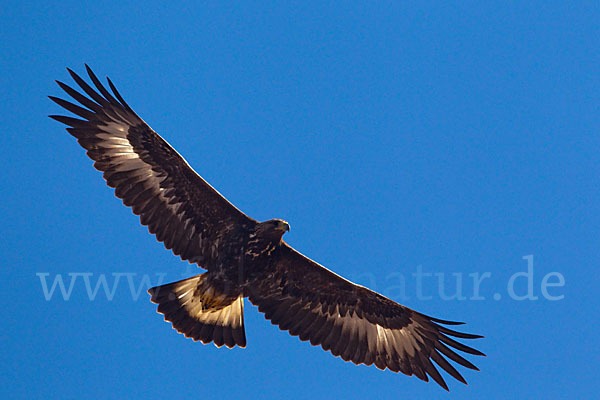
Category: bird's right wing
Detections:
[{"x1": 50, "y1": 66, "x2": 256, "y2": 269}]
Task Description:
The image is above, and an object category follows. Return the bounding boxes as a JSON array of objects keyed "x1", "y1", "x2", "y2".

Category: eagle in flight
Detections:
[{"x1": 50, "y1": 66, "x2": 484, "y2": 391}]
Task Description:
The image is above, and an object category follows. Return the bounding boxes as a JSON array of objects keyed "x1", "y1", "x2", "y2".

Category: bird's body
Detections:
[{"x1": 50, "y1": 66, "x2": 484, "y2": 391}]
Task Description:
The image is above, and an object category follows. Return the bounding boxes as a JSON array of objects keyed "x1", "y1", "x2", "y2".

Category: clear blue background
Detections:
[{"x1": 2, "y1": 1, "x2": 598, "y2": 399}]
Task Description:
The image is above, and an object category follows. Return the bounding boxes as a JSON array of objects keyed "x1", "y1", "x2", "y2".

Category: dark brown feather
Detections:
[
  {"x1": 248, "y1": 243, "x2": 484, "y2": 390},
  {"x1": 52, "y1": 66, "x2": 482, "y2": 391},
  {"x1": 51, "y1": 66, "x2": 257, "y2": 270}
]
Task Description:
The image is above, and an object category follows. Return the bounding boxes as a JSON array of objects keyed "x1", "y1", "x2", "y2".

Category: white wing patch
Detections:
[
  {"x1": 90, "y1": 118, "x2": 201, "y2": 253},
  {"x1": 307, "y1": 303, "x2": 425, "y2": 366}
]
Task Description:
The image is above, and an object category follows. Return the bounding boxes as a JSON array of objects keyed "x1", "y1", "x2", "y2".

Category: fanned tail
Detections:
[{"x1": 148, "y1": 274, "x2": 246, "y2": 348}]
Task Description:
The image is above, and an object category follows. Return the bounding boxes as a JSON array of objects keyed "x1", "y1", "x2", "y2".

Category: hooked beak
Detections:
[{"x1": 277, "y1": 221, "x2": 290, "y2": 232}]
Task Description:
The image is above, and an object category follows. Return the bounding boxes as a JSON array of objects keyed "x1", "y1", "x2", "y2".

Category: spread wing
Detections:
[
  {"x1": 248, "y1": 243, "x2": 484, "y2": 391},
  {"x1": 50, "y1": 65, "x2": 255, "y2": 269}
]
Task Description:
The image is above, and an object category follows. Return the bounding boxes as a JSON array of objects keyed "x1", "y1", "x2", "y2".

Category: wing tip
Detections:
[
  {"x1": 84, "y1": 63, "x2": 99, "y2": 81},
  {"x1": 66, "y1": 66, "x2": 77, "y2": 78}
]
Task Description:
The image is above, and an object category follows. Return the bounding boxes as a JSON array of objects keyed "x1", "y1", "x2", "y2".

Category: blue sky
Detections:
[{"x1": 2, "y1": 1, "x2": 598, "y2": 398}]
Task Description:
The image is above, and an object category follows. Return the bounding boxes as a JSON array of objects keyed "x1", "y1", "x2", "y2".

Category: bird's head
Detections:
[{"x1": 256, "y1": 219, "x2": 290, "y2": 241}]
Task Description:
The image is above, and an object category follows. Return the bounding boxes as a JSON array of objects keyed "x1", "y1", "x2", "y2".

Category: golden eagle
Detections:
[{"x1": 50, "y1": 66, "x2": 484, "y2": 391}]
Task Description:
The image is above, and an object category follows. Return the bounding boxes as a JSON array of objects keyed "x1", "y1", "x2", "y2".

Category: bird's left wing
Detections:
[
  {"x1": 248, "y1": 242, "x2": 484, "y2": 391},
  {"x1": 50, "y1": 66, "x2": 256, "y2": 269}
]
